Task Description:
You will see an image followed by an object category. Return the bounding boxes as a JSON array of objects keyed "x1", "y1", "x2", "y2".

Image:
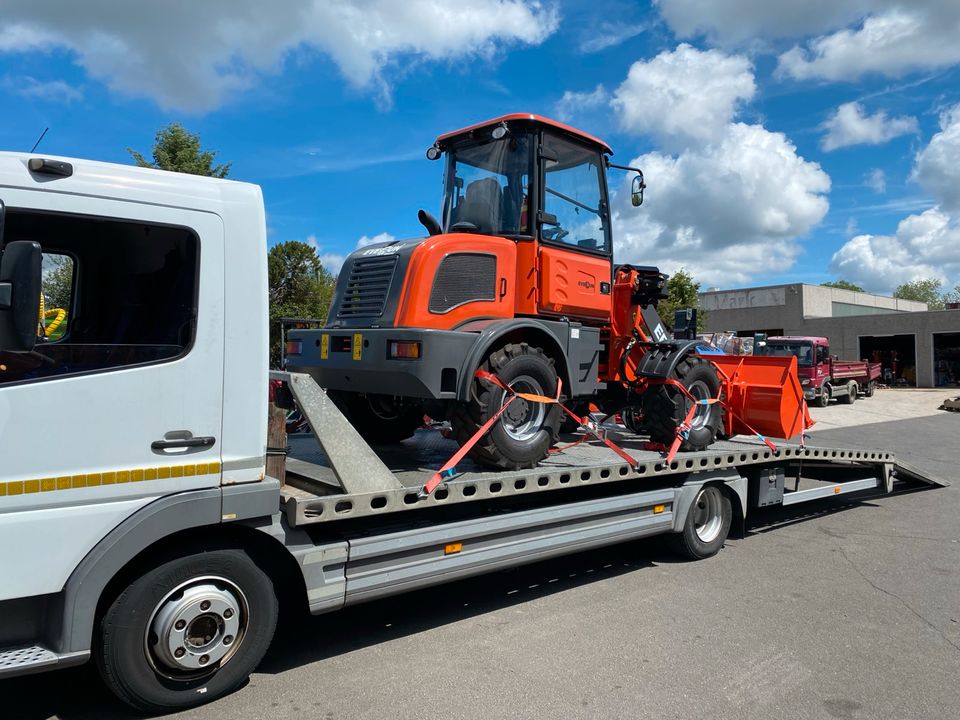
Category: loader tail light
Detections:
[
  {"x1": 286, "y1": 339, "x2": 302, "y2": 356},
  {"x1": 389, "y1": 340, "x2": 421, "y2": 360}
]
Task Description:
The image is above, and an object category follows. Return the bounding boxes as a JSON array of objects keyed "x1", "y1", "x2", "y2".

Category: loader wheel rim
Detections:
[
  {"x1": 693, "y1": 486, "x2": 724, "y2": 543},
  {"x1": 146, "y1": 576, "x2": 248, "y2": 679},
  {"x1": 501, "y1": 375, "x2": 547, "y2": 442},
  {"x1": 684, "y1": 379, "x2": 712, "y2": 431}
]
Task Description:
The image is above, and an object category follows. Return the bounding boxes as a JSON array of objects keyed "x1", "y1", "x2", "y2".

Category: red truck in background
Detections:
[{"x1": 755, "y1": 336, "x2": 881, "y2": 407}]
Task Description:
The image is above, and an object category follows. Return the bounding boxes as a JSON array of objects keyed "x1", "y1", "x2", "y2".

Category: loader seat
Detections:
[{"x1": 456, "y1": 177, "x2": 502, "y2": 234}]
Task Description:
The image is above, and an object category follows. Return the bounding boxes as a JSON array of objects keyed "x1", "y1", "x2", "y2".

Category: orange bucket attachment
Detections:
[{"x1": 704, "y1": 354, "x2": 813, "y2": 440}]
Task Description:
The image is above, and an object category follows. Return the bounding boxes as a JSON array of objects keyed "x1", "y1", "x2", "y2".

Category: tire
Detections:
[
  {"x1": 840, "y1": 381, "x2": 857, "y2": 404},
  {"x1": 817, "y1": 384, "x2": 831, "y2": 407},
  {"x1": 864, "y1": 381, "x2": 876, "y2": 398},
  {"x1": 451, "y1": 343, "x2": 561, "y2": 470},
  {"x1": 621, "y1": 406, "x2": 645, "y2": 435},
  {"x1": 96, "y1": 548, "x2": 278, "y2": 713},
  {"x1": 670, "y1": 485, "x2": 732, "y2": 560},
  {"x1": 327, "y1": 390, "x2": 423, "y2": 444},
  {"x1": 642, "y1": 355, "x2": 721, "y2": 451}
]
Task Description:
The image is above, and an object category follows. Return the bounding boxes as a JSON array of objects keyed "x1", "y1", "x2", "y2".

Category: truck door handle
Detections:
[{"x1": 151, "y1": 436, "x2": 216, "y2": 452}]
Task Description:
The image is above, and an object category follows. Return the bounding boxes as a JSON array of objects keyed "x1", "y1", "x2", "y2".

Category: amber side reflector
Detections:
[
  {"x1": 389, "y1": 340, "x2": 421, "y2": 359},
  {"x1": 834, "y1": 486, "x2": 841, "y2": 494},
  {"x1": 444, "y1": 542, "x2": 462, "y2": 555},
  {"x1": 653, "y1": 504, "x2": 665, "y2": 514}
]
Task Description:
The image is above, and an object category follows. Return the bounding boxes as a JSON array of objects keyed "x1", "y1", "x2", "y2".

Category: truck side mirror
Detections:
[{"x1": 0, "y1": 204, "x2": 43, "y2": 352}]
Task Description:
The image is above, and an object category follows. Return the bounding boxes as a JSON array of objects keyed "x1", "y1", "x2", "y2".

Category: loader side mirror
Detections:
[
  {"x1": 631, "y1": 172, "x2": 646, "y2": 207},
  {"x1": 0, "y1": 210, "x2": 43, "y2": 352}
]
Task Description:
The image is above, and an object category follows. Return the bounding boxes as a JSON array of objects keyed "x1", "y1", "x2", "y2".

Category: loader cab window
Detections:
[
  {"x1": 541, "y1": 133, "x2": 609, "y2": 253},
  {"x1": 442, "y1": 132, "x2": 533, "y2": 237},
  {"x1": 0, "y1": 209, "x2": 199, "y2": 387}
]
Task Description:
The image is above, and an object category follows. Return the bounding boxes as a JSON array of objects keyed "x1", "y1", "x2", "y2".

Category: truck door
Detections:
[
  {"x1": 0, "y1": 191, "x2": 225, "y2": 602},
  {"x1": 538, "y1": 133, "x2": 612, "y2": 321}
]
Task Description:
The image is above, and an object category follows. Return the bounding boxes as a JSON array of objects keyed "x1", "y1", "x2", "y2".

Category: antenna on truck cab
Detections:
[{"x1": 30, "y1": 127, "x2": 49, "y2": 154}]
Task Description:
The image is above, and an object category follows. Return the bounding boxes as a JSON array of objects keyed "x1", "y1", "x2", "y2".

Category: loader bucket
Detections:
[{"x1": 703, "y1": 354, "x2": 812, "y2": 440}]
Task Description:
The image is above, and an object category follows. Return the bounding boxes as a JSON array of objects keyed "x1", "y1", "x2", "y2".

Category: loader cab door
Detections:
[{"x1": 537, "y1": 132, "x2": 612, "y2": 321}]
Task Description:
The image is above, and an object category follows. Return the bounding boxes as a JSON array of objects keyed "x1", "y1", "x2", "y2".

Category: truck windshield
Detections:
[
  {"x1": 441, "y1": 133, "x2": 533, "y2": 237},
  {"x1": 756, "y1": 342, "x2": 814, "y2": 367}
]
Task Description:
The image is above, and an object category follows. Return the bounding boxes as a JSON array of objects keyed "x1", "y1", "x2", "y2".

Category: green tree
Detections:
[
  {"x1": 658, "y1": 268, "x2": 706, "y2": 332},
  {"x1": 128, "y1": 123, "x2": 231, "y2": 177},
  {"x1": 42, "y1": 254, "x2": 73, "y2": 310},
  {"x1": 893, "y1": 278, "x2": 944, "y2": 310},
  {"x1": 268, "y1": 241, "x2": 336, "y2": 366},
  {"x1": 943, "y1": 285, "x2": 960, "y2": 305},
  {"x1": 821, "y1": 280, "x2": 864, "y2": 292}
]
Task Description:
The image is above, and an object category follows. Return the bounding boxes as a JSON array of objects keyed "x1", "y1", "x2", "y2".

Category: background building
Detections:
[{"x1": 699, "y1": 284, "x2": 960, "y2": 388}]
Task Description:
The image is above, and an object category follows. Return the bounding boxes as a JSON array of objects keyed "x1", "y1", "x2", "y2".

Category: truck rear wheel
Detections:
[
  {"x1": 864, "y1": 381, "x2": 876, "y2": 398},
  {"x1": 96, "y1": 548, "x2": 278, "y2": 713},
  {"x1": 671, "y1": 484, "x2": 732, "y2": 559},
  {"x1": 642, "y1": 355, "x2": 721, "y2": 451},
  {"x1": 327, "y1": 390, "x2": 423, "y2": 444},
  {"x1": 452, "y1": 343, "x2": 561, "y2": 470}
]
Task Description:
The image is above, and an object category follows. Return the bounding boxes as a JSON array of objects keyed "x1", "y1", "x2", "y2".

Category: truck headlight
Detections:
[{"x1": 801, "y1": 379, "x2": 810, "y2": 386}]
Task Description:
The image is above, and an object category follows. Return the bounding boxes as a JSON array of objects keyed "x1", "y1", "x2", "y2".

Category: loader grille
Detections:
[
  {"x1": 429, "y1": 253, "x2": 497, "y2": 313},
  {"x1": 337, "y1": 255, "x2": 398, "y2": 319}
]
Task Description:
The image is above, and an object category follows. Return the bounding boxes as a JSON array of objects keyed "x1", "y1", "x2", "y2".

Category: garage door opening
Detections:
[
  {"x1": 934, "y1": 332, "x2": 960, "y2": 387},
  {"x1": 859, "y1": 334, "x2": 917, "y2": 386}
]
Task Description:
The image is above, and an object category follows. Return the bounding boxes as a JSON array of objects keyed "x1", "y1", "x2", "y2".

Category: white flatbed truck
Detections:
[{"x1": 0, "y1": 152, "x2": 947, "y2": 713}]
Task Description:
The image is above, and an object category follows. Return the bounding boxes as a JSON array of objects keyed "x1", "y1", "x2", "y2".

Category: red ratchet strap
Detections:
[{"x1": 419, "y1": 371, "x2": 638, "y2": 497}]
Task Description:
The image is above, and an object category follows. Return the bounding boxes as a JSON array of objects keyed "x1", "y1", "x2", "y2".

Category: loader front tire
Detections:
[
  {"x1": 643, "y1": 355, "x2": 721, "y2": 451},
  {"x1": 452, "y1": 343, "x2": 561, "y2": 470}
]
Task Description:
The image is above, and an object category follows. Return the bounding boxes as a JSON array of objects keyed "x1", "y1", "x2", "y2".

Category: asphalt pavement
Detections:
[{"x1": 5, "y1": 393, "x2": 959, "y2": 720}]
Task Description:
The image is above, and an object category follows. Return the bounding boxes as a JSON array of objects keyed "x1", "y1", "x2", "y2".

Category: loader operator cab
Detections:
[{"x1": 431, "y1": 115, "x2": 624, "y2": 255}]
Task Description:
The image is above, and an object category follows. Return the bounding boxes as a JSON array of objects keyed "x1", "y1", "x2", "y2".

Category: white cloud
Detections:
[
  {"x1": 579, "y1": 22, "x2": 647, "y2": 53},
  {"x1": 306, "y1": 231, "x2": 397, "y2": 273},
  {"x1": 777, "y1": 4, "x2": 960, "y2": 81},
  {"x1": 612, "y1": 123, "x2": 831, "y2": 286},
  {"x1": 554, "y1": 84, "x2": 609, "y2": 122},
  {"x1": 654, "y1": 0, "x2": 872, "y2": 45},
  {"x1": 829, "y1": 208, "x2": 960, "y2": 293},
  {"x1": 864, "y1": 168, "x2": 887, "y2": 194},
  {"x1": 357, "y1": 232, "x2": 396, "y2": 248},
  {"x1": 2, "y1": 75, "x2": 82, "y2": 102},
  {"x1": 912, "y1": 104, "x2": 960, "y2": 213},
  {"x1": 0, "y1": 0, "x2": 559, "y2": 112},
  {"x1": 612, "y1": 44, "x2": 755, "y2": 148},
  {"x1": 820, "y1": 101, "x2": 917, "y2": 151}
]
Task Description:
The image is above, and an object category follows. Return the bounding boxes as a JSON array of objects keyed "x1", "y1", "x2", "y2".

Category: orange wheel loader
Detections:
[{"x1": 287, "y1": 114, "x2": 810, "y2": 469}]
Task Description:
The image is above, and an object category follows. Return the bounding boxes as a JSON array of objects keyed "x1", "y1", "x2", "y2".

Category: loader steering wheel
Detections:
[{"x1": 542, "y1": 226, "x2": 569, "y2": 242}]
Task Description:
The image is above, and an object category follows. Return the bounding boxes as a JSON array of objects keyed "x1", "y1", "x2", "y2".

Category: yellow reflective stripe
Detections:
[{"x1": 0, "y1": 462, "x2": 223, "y2": 498}]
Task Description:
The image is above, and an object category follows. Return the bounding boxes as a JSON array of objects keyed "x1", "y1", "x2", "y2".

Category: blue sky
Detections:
[{"x1": 2, "y1": 0, "x2": 960, "y2": 294}]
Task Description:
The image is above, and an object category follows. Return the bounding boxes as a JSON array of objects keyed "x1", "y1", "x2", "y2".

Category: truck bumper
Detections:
[
  {"x1": 287, "y1": 328, "x2": 478, "y2": 400},
  {"x1": 803, "y1": 387, "x2": 818, "y2": 402}
]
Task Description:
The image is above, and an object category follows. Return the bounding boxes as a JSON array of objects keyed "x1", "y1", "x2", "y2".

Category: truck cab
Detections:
[{"x1": 755, "y1": 336, "x2": 829, "y2": 403}]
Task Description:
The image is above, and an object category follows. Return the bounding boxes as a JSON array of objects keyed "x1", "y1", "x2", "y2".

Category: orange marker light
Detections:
[
  {"x1": 653, "y1": 504, "x2": 665, "y2": 514},
  {"x1": 444, "y1": 542, "x2": 462, "y2": 555}
]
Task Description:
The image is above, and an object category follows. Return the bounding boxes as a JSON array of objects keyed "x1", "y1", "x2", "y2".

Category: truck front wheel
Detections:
[
  {"x1": 452, "y1": 343, "x2": 561, "y2": 470},
  {"x1": 818, "y1": 384, "x2": 831, "y2": 407},
  {"x1": 642, "y1": 355, "x2": 722, "y2": 451},
  {"x1": 96, "y1": 548, "x2": 278, "y2": 713}
]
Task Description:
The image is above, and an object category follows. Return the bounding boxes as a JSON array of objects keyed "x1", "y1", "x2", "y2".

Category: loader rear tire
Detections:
[
  {"x1": 643, "y1": 355, "x2": 721, "y2": 451},
  {"x1": 451, "y1": 343, "x2": 561, "y2": 470},
  {"x1": 327, "y1": 390, "x2": 423, "y2": 444}
]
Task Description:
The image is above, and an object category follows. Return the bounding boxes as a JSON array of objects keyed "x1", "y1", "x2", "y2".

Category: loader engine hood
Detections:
[{"x1": 326, "y1": 236, "x2": 426, "y2": 329}]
